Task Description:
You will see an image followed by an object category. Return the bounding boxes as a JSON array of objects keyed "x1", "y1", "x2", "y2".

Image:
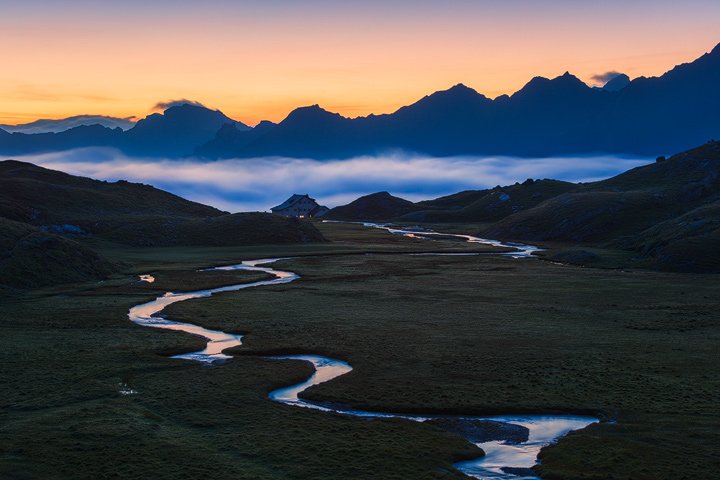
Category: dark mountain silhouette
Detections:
[
  {"x1": 119, "y1": 103, "x2": 248, "y2": 157},
  {"x1": 0, "y1": 103, "x2": 248, "y2": 157},
  {"x1": 1, "y1": 43, "x2": 719, "y2": 158},
  {"x1": 200, "y1": 43, "x2": 720, "y2": 159},
  {"x1": 0, "y1": 115, "x2": 135, "y2": 134},
  {"x1": 236, "y1": 105, "x2": 358, "y2": 158},
  {"x1": 601, "y1": 73, "x2": 630, "y2": 92},
  {"x1": 0, "y1": 124, "x2": 123, "y2": 155},
  {"x1": 194, "y1": 120, "x2": 277, "y2": 159}
]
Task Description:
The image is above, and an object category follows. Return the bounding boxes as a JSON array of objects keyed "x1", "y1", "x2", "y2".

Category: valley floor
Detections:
[{"x1": 1, "y1": 222, "x2": 718, "y2": 479}]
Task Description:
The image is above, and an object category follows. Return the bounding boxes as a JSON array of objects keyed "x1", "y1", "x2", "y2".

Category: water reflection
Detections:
[
  {"x1": 268, "y1": 355, "x2": 597, "y2": 480},
  {"x1": 328, "y1": 221, "x2": 540, "y2": 258},
  {"x1": 128, "y1": 258, "x2": 298, "y2": 363},
  {"x1": 128, "y1": 252, "x2": 596, "y2": 479}
]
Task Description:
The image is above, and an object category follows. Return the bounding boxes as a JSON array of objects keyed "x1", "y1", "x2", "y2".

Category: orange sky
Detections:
[{"x1": 1, "y1": 1, "x2": 719, "y2": 126}]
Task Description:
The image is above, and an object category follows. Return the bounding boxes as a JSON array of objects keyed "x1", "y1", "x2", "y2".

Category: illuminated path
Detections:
[{"x1": 128, "y1": 224, "x2": 597, "y2": 480}]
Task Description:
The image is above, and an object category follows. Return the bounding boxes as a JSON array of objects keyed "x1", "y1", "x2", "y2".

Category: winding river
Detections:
[{"x1": 129, "y1": 224, "x2": 597, "y2": 480}]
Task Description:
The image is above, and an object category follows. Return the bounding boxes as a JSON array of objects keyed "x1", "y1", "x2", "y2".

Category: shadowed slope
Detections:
[
  {"x1": 0, "y1": 160, "x2": 222, "y2": 225},
  {"x1": 481, "y1": 141, "x2": 720, "y2": 243},
  {"x1": 400, "y1": 179, "x2": 576, "y2": 223},
  {"x1": 0, "y1": 160, "x2": 326, "y2": 247}
]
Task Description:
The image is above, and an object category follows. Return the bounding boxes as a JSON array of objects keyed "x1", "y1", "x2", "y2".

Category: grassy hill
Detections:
[
  {"x1": 0, "y1": 217, "x2": 117, "y2": 289},
  {"x1": 0, "y1": 160, "x2": 325, "y2": 248},
  {"x1": 481, "y1": 142, "x2": 719, "y2": 240},
  {"x1": 480, "y1": 142, "x2": 719, "y2": 271},
  {"x1": 400, "y1": 179, "x2": 576, "y2": 222},
  {"x1": 324, "y1": 191, "x2": 422, "y2": 221},
  {"x1": 628, "y1": 201, "x2": 720, "y2": 272},
  {"x1": 0, "y1": 160, "x2": 221, "y2": 225},
  {"x1": 0, "y1": 160, "x2": 326, "y2": 287}
]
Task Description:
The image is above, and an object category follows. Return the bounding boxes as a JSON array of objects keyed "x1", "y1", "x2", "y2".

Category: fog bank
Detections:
[{"x1": 14, "y1": 148, "x2": 651, "y2": 212}]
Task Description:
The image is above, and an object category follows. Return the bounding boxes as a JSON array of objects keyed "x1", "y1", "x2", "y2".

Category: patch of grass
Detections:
[
  {"x1": 88, "y1": 212, "x2": 326, "y2": 247},
  {"x1": 0, "y1": 217, "x2": 118, "y2": 288}
]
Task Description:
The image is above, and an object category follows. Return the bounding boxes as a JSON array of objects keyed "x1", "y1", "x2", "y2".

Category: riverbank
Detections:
[{"x1": 124, "y1": 248, "x2": 598, "y2": 478}]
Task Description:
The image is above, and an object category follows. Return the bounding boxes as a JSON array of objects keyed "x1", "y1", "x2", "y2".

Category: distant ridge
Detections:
[
  {"x1": 119, "y1": 103, "x2": 248, "y2": 157},
  {"x1": 1, "y1": 43, "x2": 719, "y2": 158},
  {"x1": 0, "y1": 115, "x2": 135, "y2": 134}
]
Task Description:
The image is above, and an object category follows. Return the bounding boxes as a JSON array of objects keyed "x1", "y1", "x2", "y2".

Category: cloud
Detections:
[
  {"x1": 152, "y1": 99, "x2": 207, "y2": 111},
  {"x1": 13, "y1": 148, "x2": 651, "y2": 213},
  {"x1": 590, "y1": 71, "x2": 625, "y2": 85}
]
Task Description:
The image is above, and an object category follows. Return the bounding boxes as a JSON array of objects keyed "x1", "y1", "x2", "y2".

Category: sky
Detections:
[{"x1": 1, "y1": 0, "x2": 719, "y2": 126}]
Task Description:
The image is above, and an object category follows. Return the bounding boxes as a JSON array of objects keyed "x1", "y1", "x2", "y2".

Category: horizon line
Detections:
[{"x1": 2, "y1": 41, "x2": 718, "y2": 128}]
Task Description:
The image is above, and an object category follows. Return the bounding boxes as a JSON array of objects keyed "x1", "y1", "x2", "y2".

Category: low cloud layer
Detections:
[
  {"x1": 152, "y1": 99, "x2": 207, "y2": 111},
  {"x1": 590, "y1": 71, "x2": 624, "y2": 84},
  {"x1": 15, "y1": 148, "x2": 651, "y2": 212}
]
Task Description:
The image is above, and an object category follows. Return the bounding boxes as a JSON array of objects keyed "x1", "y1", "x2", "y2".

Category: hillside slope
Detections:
[
  {"x1": 324, "y1": 192, "x2": 421, "y2": 221},
  {"x1": 0, "y1": 160, "x2": 221, "y2": 225},
  {"x1": 628, "y1": 201, "x2": 720, "y2": 272},
  {"x1": 399, "y1": 179, "x2": 576, "y2": 223},
  {"x1": 0, "y1": 160, "x2": 326, "y2": 248},
  {"x1": 327, "y1": 142, "x2": 719, "y2": 272},
  {"x1": 481, "y1": 141, "x2": 720, "y2": 243}
]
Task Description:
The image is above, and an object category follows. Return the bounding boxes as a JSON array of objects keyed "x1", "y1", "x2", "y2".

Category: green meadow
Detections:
[{"x1": 1, "y1": 222, "x2": 718, "y2": 479}]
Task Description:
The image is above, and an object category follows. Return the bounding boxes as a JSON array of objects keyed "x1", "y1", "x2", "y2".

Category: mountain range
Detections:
[
  {"x1": 0, "y1": 115, "x2": 135, "y2": 134},
  {"x1": 1, "y1": 42, "x2": 719, "y2": 159}
]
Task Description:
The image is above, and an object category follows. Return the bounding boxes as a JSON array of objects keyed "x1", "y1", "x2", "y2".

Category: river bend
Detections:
[{"x1": 127, "y1": 224, "x2": 597, "y2": 480}]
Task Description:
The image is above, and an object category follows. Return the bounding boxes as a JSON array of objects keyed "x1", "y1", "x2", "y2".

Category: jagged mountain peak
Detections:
[
  {"x1": 425, "y1": 83, "x2": 486, "y2": 101},
  {"x1": 282, "y1": 104, "x2": 347, "y2": 124},
  {"x1": 512, "y1": 71, "x2": 590, "y2": 100},
  {"x1": 602, "y1": 73, "x2": 631, "y2": 92}
]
